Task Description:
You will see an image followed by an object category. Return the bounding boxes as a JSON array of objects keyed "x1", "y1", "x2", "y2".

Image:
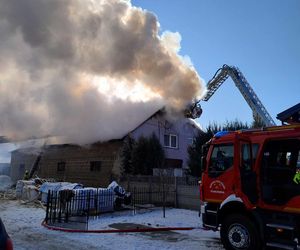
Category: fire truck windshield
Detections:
[{"x1": 208, "y1": 144, "x2": 234, "y2": 177}]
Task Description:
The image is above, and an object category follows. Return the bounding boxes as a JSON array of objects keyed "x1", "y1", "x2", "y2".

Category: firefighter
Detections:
[
  {"x1": 216, "y1": 150, "x2": 226, "y2": 170},
  {"x1": 23, "y1": 170, "x2": 29, "y2": 180},
  {"x1": 293, "y1": 167, "x2": 300, "y2": 184}
]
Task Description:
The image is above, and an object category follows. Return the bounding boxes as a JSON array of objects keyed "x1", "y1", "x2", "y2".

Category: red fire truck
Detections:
[{"x1": 200, "y1": 125, "x2": 300, "y2": 250}]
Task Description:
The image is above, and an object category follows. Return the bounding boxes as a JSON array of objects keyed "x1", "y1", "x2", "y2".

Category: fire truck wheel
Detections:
[{"x1": 220, "y1": 214, "x2": 261, "y2": 250}]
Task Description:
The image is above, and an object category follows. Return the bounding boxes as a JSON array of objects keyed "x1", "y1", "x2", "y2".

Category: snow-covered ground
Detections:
[{"x1": 0, "y1": 199, "x2": 223, "y2": 250}]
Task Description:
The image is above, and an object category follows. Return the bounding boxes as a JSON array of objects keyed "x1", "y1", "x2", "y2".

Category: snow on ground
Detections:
[{"x1": 0, "y1": 199, "x2": 223, "y2": 250}]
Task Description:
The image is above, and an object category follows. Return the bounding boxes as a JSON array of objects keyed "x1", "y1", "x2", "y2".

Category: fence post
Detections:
[
  {"x1": 95, "y1": 189, "x2": 98, "y2": 217},
  {"x1": 163, "y1": 181, "x2": 165, "y2": 218},
  {"x1": 148, "y1": 177, "x2": 152, "y2": 204},
  {"x1": 133, "y1": 187, "x2": 136, "y2": 215},
  {"x1": 87, "y1": 191, "x2": 90, "y2": 230},
  {"x1": 45, "y1": 190, "x2": 50, "y2": 223},
  {"x1": 53, "y1": 191, "x2": 57, "y2": 223},
  {"x1": 64, "y1": 192, "x2": 69, "y2": 223},
  {"x1": 174, "y1": 176, "x2": 178, "y2": 208},
  {"x1": 49, "y1": 190, "x2": 53, "y2": 224},
  {"x1": 58, "y1": 191, "x2": 62, "y2": 223}
]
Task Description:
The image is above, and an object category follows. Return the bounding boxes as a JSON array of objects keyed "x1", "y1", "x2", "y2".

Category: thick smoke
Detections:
[{"x1": 0, "y1": 0, "x2": 204, "y2": 144}]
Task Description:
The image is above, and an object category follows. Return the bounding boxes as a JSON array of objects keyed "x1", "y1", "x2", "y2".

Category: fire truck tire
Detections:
[{"x1": 220, "y1": 214, "x2": 261, "y2": 250}]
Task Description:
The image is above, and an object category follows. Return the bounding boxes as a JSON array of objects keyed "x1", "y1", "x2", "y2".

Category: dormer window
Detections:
[{"x1": 164, "y1": 134, "x2": 178, "y2": 149}]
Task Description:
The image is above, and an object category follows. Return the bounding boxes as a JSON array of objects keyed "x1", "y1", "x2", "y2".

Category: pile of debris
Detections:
[
  {"x1": 15, "y1": 179, "x2": 131, "y2": 211},
  {"x1": 16, "y1": 178, "x2": 64, "y2": 202}
]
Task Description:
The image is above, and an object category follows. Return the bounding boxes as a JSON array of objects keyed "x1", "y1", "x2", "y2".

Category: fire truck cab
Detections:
[{"x1": 200, "y1": 125, "x2": 300, "y2": 250}]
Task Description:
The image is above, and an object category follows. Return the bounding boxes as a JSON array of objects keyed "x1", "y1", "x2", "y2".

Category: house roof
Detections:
[
  {"x1": 126, "y1": 109, "x2": 164, "y2": 138},
  {"x1": 10, "y1": 107, "x2": 201, "y2": 149},
  {"x1": 276, "y1": 103, "x2": 300, "y2": 124},
  {"x1": 125, "y1": 108, "x2": 203, "y2": 139}
]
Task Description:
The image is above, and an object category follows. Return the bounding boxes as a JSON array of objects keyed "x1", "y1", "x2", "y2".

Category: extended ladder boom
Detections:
[{"x1": 203, "y1": 64, "x2": 276, "y2": 127}]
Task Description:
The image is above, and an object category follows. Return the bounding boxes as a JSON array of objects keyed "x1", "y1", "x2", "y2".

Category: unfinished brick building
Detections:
[{"x1": 11, "y1": 141, "x2": 123, "y2": 187}]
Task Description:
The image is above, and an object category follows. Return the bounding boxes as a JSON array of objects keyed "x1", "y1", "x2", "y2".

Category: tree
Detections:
[
  {"x1": 187, "y1": 131, "x2": 211, "y2": 177},
  {"x1": 131, "y1": 134, "x2": 165, "y2": 175},
  {"x1": 206, "y1": 122, "x2": 222, "y2": 138},
  {"x1": 251, "y1": 115, "x2": 266, "y2": 128},
  {"x1": 147, "y1": 133, "x2": 165, "y2": 172},
  {"x1": 222, "y1": 119, "x2": 250, "y2": 131},
  {"x1": 131, "y1": 136, "x2": 148, "y2": 175},
  {"x1": 206, "y1": 120, "x2": 249, "y2": 135},
  {"x1": 120, "y1": 135, "x2": 135, "y2": 175}
]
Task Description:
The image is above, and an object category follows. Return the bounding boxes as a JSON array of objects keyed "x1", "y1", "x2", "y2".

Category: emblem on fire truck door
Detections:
[{"x1": 209, "y1": 180, "x2": 226, "y2": 194}]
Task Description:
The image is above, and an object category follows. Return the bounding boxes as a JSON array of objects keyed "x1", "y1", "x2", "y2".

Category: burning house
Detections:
[
  {"x1": 2, "y1": 0, "x2": 205, "y2": 186},
  {"x1": 10, "y1": 110, "x2": 201, "y2": 186}
]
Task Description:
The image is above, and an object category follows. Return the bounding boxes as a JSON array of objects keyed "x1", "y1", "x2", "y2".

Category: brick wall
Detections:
[{"x1": 11, "y1": 141, "x2": 123, "y2": 187}]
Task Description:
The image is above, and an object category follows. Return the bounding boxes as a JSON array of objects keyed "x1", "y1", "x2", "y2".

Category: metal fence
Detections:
[
  {"x1": 121, "y1": 175, "x2": 201, "y2": 210},
  {"x1": 131, "y1": 187, "x2": 175, "y2": 217},
  {"x1": 45, "y1": 187, "x2": 176, "y2": 229},
  {"x1": 45, "y1": 189, "x2": 115, "y2": 229}
]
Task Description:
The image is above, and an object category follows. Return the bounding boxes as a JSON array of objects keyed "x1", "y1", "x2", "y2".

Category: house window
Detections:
[
  {"x1": 164, "y1": 134, "x2": 178, "y2": 148},
  {"x1": 90, "y1": 161, "x2": 102, "y2": 172},
  {"x1": 57, "y1": 162, "x2": 66, "y2": 172}
]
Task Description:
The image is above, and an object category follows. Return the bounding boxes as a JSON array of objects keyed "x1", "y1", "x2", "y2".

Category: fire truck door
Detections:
[{"x1": 239, "y1": 140, "x2": 258, "y2": 204}]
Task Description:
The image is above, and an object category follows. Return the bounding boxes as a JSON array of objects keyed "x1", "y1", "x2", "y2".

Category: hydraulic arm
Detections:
[{"x1": 202, "y1": 64, "x2": 276, "y2": 126}]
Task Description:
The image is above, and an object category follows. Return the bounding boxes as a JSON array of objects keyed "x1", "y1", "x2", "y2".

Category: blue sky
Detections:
[{"x1": 132, "y1": 0, "x2": 300, "y2": 129}]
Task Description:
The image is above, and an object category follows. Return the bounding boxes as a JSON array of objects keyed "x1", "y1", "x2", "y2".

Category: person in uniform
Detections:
[
  {"x1": 23, "y1": 170, "x2": 29, "y2": 180},
  {"x1": 293, "y1": 167, "x2": 300, "y2": 184}
]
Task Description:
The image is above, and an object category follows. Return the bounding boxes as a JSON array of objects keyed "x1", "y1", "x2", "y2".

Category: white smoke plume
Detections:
[{"x1": 0, "y1": 0, "x2": 204, "y2": 144}]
